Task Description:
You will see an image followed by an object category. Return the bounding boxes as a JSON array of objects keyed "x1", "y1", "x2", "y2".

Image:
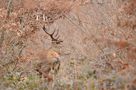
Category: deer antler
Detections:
[{"x1": 43, "y1": 26, "x2": 63, "y2": 44}]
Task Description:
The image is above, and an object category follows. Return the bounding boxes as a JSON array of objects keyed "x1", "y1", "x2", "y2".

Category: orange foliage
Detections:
[
  {"x1": 114, "y1": 40, "x2": 129, "y2": 49},
  {"x1": 127, "y1": 47, "x2": 136, "y2": 61},
  {"x1": 116, "y1": 60, "x2": 129, "y2": 72},
  {"x1": 23, "y1": 0, "x2": 38, "y2": 10},
  {"x1": 119, "y1": 0, "x2": 136, "y2": 15},
  {"x1": 133, "y1": 78, "x2": 136, "y2": 84}
]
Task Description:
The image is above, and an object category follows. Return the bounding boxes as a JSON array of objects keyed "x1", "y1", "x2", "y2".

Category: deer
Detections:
[
  {"x1": 35, "y1": 25, "x2": 62, "y2": 82},
  {"x1": 35, "y1": 49, "x2": 60, "y2": 82},
  {"x1": 42, "y1": 25, "x2": 63, "y2": 44}
]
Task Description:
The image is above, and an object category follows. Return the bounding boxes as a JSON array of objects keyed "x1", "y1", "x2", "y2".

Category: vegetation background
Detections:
[{"x1": 0, "y1": 0, "x2": 136, "y2": 90}]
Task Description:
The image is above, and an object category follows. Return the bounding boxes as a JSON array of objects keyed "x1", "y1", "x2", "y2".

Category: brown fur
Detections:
[{"x1": 35, "y1": 49, "x2": 60, "y2": 82}]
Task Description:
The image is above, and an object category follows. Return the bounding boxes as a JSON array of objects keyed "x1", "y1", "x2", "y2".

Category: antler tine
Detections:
[
  {"x1": 50, "y1": 28, "x2": 60, "y2": 41},
  {"x1": 42, "y1": 26, "x2": 51, "y2": 36},
  {"x1": 56, "y1": 35, "x2": 60, "y2": 40},
  {"x1": 43, "y1": 25, "x2": 63, "y2": 44},
  {"x1": 54, "y1": 28, "x2": 59, "y2": 37},
  {"x1": 51, "y1": 29, "x2": 56, "y2": 37}
]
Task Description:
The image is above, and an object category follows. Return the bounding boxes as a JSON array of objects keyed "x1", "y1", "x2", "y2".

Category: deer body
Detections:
[{"x1": 35, "y1": 49, "x2": 60, "y2": 81}]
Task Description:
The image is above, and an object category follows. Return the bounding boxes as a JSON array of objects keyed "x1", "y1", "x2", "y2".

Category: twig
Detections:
[
  {"x1": 65, "y1": 15, "x2": 104, "y2": 53},
  {"x1": 7, "y1": 0, "x2": 13, "y2": 18}
]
